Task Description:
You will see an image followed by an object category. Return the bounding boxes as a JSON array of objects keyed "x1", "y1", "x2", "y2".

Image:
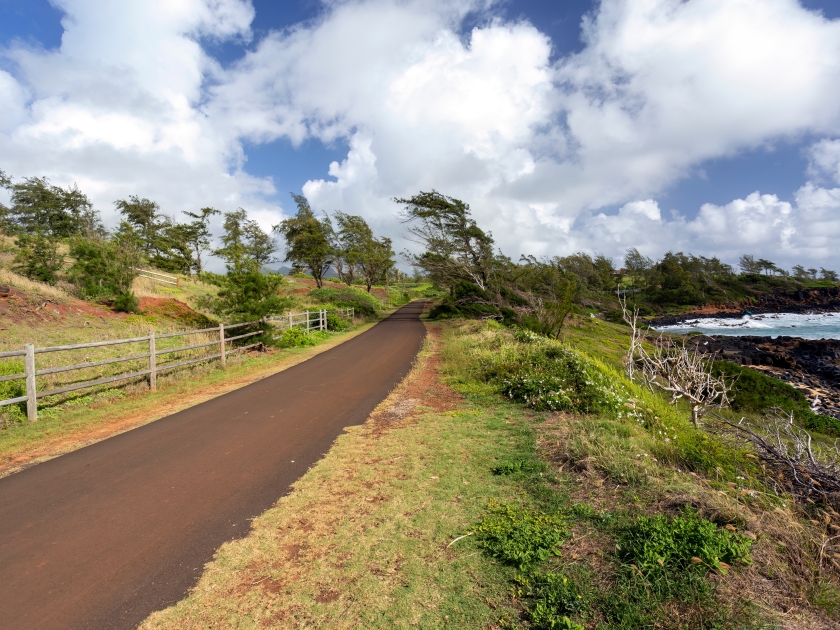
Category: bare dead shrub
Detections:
[
  {"x1": 713, "y1": 409, "x2": 840, "y2": 510},
  {"x1": 619, "y1": 290, "x2": 734, "y2": 427}
]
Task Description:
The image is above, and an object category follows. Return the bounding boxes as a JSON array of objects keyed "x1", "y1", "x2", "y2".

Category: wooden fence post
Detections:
[
  {"x1": 149, "y1": 330, "x2": 157, "y2": 391},
  {"x1": 288, "y1": 312, "x2": 292, "y2": 329},
  {"x1": 24, "y1": 343, "x2": 37, "y2": 422},
  {"x1": 219, "y1": 323, "x2": 226, "y2": 368},
  {"x1": 306, "y1": 311, "x2": 310, "y2": 333}
]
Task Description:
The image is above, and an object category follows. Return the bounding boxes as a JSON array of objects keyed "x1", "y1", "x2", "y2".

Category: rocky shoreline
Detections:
[
  {"x1": 688, "y1": 335, "x2": 840, "y2": 420},
  {"x1": 648, "y1": 286, "x2": 840, "y2": 327}
]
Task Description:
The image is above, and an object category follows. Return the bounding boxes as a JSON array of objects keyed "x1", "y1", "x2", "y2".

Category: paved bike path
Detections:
[{"x1": 0, "y1": 302, "x2": 426, "y2": 629}]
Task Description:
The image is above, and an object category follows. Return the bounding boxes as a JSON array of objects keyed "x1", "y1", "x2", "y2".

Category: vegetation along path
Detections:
[{"x1": 0, "y1": 301, "x2": 426, "y2": 630}]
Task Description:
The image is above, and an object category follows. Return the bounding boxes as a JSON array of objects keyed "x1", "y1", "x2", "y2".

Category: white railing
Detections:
[
  {"x1": 0, "y1": 307, "x2": 355, "y2": 422},
  {"x1": 136, "y1": 268, "x2": 179, "y2": 286}
]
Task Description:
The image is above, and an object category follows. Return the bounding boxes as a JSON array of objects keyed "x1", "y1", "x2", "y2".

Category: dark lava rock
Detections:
[{"x1": 688, "y1": 335, "x2": 840, "y2": 419}]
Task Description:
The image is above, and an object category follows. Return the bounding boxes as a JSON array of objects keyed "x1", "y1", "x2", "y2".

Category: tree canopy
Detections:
[
  {"x1": 396, "y1": 190, "x2": 495, "y2": 291},
  {"x1": 274, "y1": 194, "x2": 333, "y2": 288}
]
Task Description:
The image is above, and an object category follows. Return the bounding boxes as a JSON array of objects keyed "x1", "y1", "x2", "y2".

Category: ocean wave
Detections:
[{"x1": 654, "y1": 312, "x2": 840, "y2": 340}]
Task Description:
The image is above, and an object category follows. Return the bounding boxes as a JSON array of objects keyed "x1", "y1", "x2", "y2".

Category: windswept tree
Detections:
[
  {"x1": 328, "y1": 211, "x2": 371, "y2": 286},
  {"x1": 396, "y1": 191, "x2": 495, "y2": 292},
  {"x1": 68, "y1": 230, "x2": 143, "y2": 309},
  {"x1": 214, "y1": 208, "x2": 277, "y2": 273},
  {"x1": 739, "y1": 254, "x2": 762, "y2": 275},
  {"x1": 207, "y1": 208, "x2": 287, "y2": 321},
  {"x1": 181, "y1": 207, "x2": 220, "y2": 274},
  {"x1": 359, "y1": 236, "x2": 395, "y2": 293},
  {"x1": 513, "y1": 256, "x2": 578, "y2": 337},
  {"x1": 274, "y1": 194, "x2": 333, "y2": 288},
  {"x1": 822, "y1": 268, "x2": 839, "y2": 282},
  {"x1": 553, "y1": 252, "x2": 616, "y2": 292},
  {"x1": 0, "y1": 170, "x2": 10, "y2": 231},
  {"x1": 114, "y1": 196, "x2": 161, "y2": 256},
  {"x1": 115, "y1": 195, "x2": 195, "y2": 273},
  {"x1": 12, "y1": 232, "x2": 64, "y2": 285},
  {"x1": 5, "y1": 176, "x2": 102, "y2": 238}
]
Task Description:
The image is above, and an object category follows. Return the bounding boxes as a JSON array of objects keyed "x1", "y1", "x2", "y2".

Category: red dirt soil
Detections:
[
  {"x1": 0, "y1": 289, "x2": 208, "y2": 328},
  {"x1": 0, "y1": 287, "x2": 115, "y2": 325}
]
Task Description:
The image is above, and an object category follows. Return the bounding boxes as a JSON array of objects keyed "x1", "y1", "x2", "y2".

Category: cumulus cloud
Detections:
[
  {"x1": 1, "y1": 0, "x2": 840, "y2": 269},
  {"x1": 808, "y1": 138, "x2": 840, "y2": 185},
  {"x1": 0, "y1": 0, "x2": 277, "y2": 241},
  {"x1": 573, "y1": 183, "x2": 840, "y2": 270}
]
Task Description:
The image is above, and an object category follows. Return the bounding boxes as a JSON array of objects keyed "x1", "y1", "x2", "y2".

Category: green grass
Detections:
[
  {"x1": 441, "y1": 319, "x2": 828, "y2": 628},
  {"x1": 131, "y1": 316, "x2": 837, "y2": 628}
]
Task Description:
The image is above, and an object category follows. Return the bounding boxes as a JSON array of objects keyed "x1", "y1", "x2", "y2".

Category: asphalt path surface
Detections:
[{"x1": 0, "y1": 301, "x2": 426, "y2": 629}]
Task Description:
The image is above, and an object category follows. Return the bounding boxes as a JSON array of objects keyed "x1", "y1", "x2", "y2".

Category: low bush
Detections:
[
  {"x1": 275, "y1": 327, "x2": 329, "y2": 348},
  {"x1": 474, "y1": 501, "x2": 566, "y2": 571},
  {"x1": 12, "y1": 232, "x2": 64, "y2": 285},
  {"x1": 499, "y1": 346, "x2": 625, "y2": 414},
  {"x1": 0, "y1": 360, "x2": 26, "y2": 424},
  {"x1": 276, "y1": 326, "x2": 316, "y2": 348},
  {"x1": 616, "y1": 507, "x2": 753, "y2": 577},
  {"x1": 325, "y1": 310, "x2": 350, "y2": 332},
  {"x1": 309, "y1": 286, "x2": 380, "y2": 317},
  {"x1": 112, "y1": 291, "x2": 140, "y2": 314},
  {"x1": 523, "y1": 571, "x2": 587, "y2": 630}
]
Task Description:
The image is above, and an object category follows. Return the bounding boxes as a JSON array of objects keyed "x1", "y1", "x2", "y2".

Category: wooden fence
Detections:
[
  {"x1": 0, "y1": 307, "x2": 354, "y2": 422},
  {"x1": 136, "y1": 268, "x2": 179, "y2": 286}
]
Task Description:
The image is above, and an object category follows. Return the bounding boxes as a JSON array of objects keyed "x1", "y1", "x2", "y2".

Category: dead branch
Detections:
[
  {"x1": 618, "y1": 289, "x2": 734, "y2": 426},
  {"x1": 711, "y1": 409, "x2": 840, "y2": 509}
]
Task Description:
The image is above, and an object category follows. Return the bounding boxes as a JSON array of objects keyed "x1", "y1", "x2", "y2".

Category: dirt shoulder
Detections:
[{"x1": 0, "y1": 322, "x2": 377, "y2": 478}]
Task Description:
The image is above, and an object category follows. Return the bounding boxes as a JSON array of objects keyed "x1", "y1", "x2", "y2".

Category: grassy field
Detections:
[{"x1": 138, "y1": 317, "x2": 840, "y2": 629}]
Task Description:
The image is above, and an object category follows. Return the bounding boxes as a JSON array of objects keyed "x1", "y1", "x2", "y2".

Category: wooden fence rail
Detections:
[
  {"x1": 0, "y1": 306, "x2": 355, "y2": 422},
  {"x1": 136, "y1": 268, "x2": 179, "y2": 286}
]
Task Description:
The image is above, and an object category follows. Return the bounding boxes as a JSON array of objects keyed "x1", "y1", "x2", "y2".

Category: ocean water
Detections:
[{"x1": 654, "y1": 312, "x2": 840, "y2": 340}]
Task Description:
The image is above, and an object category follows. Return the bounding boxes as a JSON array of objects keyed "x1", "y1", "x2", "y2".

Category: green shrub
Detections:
[
  {"x1": 310, "y1": 286, "x2": 380, "y2": 317},
  {"x1": 326, "y1": 310, "x2": 350, "y2": 332},
  {"x1": 715, "y1": 360, "x2": 840, "y2": 436},
  {"x1": 276, "y1": 326, "x2": 317, "y2": 348},
  {"x1": 524, "y1": 572, "x2": 587, "y2": 630},
  {"x1": 309, "y1": 287, "x2": 340, "y2": 302},
  {"x1": 68, "y1": 235, "x2": 143, "y2": 300},
  {"x1": 206, "y1": 271, "x2": 292, "y2": 322},
  {"x1": 474, "y1": 501, "x2": 566, "y2": 570},
  {"x1": 616, "y1": 507, "x2": 753, "y2": 577},
  {"x1": 500, "y1": 347, "x2": 623, "y2": 414},
  {"x1": 0, "y1": 360, "x2": 26, "y2": 424},
  {"x1": 12, "y1": 232, "x2": 64, "y2": 285},
  {"x1": 112, "y1": 291, "x2": 140, "y2": 314}
]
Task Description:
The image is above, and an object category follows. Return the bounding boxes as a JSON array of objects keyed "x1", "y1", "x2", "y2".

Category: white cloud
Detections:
[
  {"x1": 571, "y1": 184, "x2": 840, "y2": 271},
  {"x1": 2, "y1": 0, "x2": 840, "y2": 270},
  {"x1": 0, "y1": 0, "x2": 274, "y2": 252},
  {"x1": 808, "y1": 138, "x2": 840, "y2": 185}
]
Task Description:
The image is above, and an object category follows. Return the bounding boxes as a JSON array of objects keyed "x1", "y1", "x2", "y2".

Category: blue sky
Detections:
[{"x1": 2, "y1": 0, "x2": 840, "y2": 269}]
